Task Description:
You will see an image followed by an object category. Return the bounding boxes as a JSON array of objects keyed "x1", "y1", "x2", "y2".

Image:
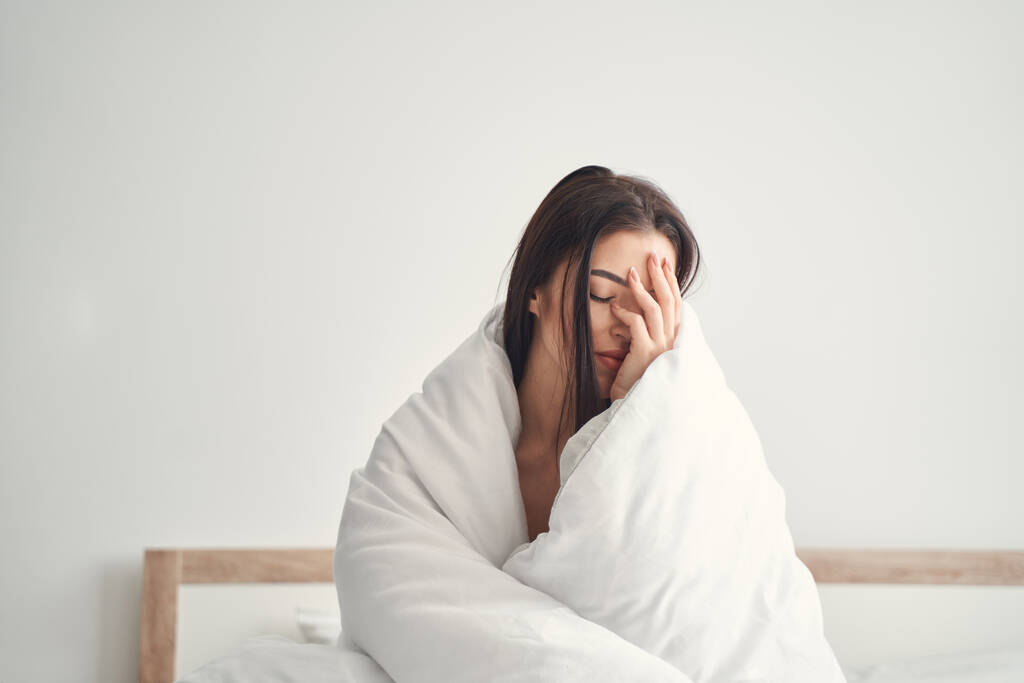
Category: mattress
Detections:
[{"x1": 176, "y1": 634, "x2": 1024, "y2": 683}]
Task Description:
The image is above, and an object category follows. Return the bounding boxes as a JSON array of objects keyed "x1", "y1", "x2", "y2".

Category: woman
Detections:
[
  {"x1": 502, "y1": 164, "x2": 702, "y2": 541},
  {"x1": 332, "y1": 165, "x2": 844, "y2": 683}
]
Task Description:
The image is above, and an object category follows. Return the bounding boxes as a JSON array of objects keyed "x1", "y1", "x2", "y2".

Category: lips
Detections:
[
  {"x1": 595, "y1": 352, "x2": 625, "y2": 371},
  {"x1": 596, "y1": 349, "x2": 627, "y2": 360}
]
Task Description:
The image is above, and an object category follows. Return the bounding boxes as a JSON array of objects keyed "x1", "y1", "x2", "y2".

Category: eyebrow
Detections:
[
  {"x1": 590, "y1": 268, "x2": 656, "y2": 291},
  {"x1": 590, "y1": 269, "x2": 627, "y2": 285}
]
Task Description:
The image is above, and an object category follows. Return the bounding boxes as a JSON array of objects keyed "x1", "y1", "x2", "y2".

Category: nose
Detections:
[
  {"x1": 609, "y1": 292, "x2": 647, "y2": 341},
  {"x1": 610, "y1": 306, "x2": 632, "y2": 341}
]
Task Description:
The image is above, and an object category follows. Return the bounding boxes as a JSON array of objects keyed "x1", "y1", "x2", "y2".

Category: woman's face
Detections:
[{"x1": 528, "y1": 230, "x2": 678, "y2": 399}]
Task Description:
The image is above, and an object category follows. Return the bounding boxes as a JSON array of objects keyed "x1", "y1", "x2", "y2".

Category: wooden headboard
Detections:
[{"x1": 139, "y1": 547, "x2": 1024, "y2": 683}]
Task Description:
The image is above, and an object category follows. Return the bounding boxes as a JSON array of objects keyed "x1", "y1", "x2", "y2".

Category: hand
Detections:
[{"x1": 607, "y1": 252, "x2": 682, "y2": 402}]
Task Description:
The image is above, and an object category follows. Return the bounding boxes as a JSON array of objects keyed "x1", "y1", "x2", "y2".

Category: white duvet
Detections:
[{"x1": 182, "y1": 299, "x2": 848, "y2": 682}]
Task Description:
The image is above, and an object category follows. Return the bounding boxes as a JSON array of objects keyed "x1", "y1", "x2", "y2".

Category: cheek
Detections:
[
  {"x1": 588, "y1": 300, "x2": 612, "y2": 324},
  {"x1": 589, "y1": 315, "x2": 611, "y2": 345}
]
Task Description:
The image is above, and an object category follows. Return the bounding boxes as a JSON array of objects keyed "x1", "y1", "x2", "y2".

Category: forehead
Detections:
[{"x1": 590, "y1": 230, "x2": 676, "y2": 270}]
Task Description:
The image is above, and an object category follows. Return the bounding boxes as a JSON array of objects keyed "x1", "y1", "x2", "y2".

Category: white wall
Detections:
[{"x1": 1, "y1": 1, "x2": 1020, "y2": 681}]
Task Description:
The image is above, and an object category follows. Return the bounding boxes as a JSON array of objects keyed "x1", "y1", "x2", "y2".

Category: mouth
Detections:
[{"x1": 595, "y1": 353, "x2": 624, "y2": 371}]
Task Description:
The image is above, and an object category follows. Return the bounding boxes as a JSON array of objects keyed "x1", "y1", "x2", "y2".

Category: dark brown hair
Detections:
[{"x1": 500, "y1": 165, "x2": 703, "y2": 457}]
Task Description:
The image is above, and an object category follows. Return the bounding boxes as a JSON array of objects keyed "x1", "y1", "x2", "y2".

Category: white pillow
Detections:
[{"x1": 295, "y1": 605, "x2": 342, "y2": 645}]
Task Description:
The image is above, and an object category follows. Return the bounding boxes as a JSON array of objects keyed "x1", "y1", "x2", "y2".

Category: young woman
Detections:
[
  {"x1": 330, "y1": 165, "x2": 844, "y2": 683},
  {"x1": 500, "y1": 164, "x2": 703, "y2": 541}
]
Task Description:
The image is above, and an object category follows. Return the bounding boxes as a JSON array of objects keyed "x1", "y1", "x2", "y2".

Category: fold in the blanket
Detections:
[{"x1": 334, "y1": 300, "x2": 846, "y2": 683}]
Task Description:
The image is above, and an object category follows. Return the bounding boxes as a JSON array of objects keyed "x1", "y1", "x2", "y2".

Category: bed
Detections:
[{"x1": 139, "y1": 546, "x2": 1024, "y2": 683}]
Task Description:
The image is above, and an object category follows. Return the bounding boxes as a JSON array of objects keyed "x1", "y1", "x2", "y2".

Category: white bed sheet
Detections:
[
  {"x1": 842, "y1": 644, "x2": 1024, "y2": 683},
  {"x1": 175, "y1": 634, "x2": 390, "y2": 683},
  {"x1": 177, "y1": 635, "x2": 1024, "y2": 683}
]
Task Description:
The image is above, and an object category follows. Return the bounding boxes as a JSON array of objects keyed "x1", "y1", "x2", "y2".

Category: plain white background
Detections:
[{"x1": 1, "y1": 1, "x2": 1021, "y2": 681}]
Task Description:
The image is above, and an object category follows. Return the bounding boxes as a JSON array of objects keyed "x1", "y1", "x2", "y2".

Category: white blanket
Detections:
[{"x1": 329, "y1": 299, "x2": 846, "y2": 682}]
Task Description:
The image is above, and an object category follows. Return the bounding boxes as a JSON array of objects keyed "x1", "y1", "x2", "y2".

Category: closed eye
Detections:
[{"x1": 590, "y1": 290, "x2": 655, "y2": 304}]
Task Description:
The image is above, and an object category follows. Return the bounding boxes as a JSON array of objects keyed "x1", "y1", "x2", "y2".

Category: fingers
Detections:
[
  {"x1": 661, "y1": 257, "x2": 682, "y2": 340},
  {"x1": 629, "y1": 263, "x2": 664, "y2": 345},
  {"x1": 634, "y1": 255, "x2": 667, "y2": 344},
  {"x1": 612, "y1": 252, "x2": 682, "y2": 349},
  {"x1": 649, "y1": 254, "x2": 676, "y2": 341},
  {"x1": 610, "y1": 300, "x2": 651, "y2": 349}
]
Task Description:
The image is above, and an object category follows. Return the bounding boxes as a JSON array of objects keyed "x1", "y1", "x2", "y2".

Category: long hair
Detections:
[{"x1": 500, "y1": 165, "x2": 703, "y2": 458}]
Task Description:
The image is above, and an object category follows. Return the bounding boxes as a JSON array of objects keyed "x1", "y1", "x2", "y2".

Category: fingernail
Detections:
[{"x1": 629, "y1": 267, "x2": 638, "y2": 280}]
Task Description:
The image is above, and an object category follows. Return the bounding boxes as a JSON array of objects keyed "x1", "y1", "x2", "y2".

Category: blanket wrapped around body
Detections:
[{"x1": 333, "y1": 300, "x2": 847, "y2": 683}]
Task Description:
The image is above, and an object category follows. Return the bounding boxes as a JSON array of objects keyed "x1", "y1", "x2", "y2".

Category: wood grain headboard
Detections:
[{"x1": 139, "y1": 547, "x2": 1024, "y2": 683}]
